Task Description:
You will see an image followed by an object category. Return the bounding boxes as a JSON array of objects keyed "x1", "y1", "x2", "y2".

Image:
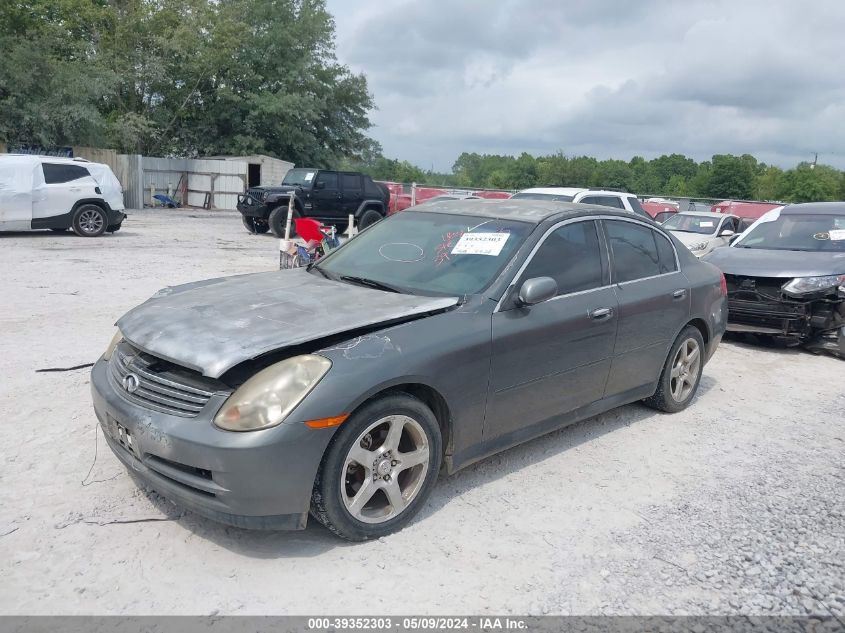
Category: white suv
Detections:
[
  {"x1": 0, "y1": 155, "x2": 126, "y2": 236},
  {"x1": 511, "y1": 187, "x2": 651, "y2": 219}
]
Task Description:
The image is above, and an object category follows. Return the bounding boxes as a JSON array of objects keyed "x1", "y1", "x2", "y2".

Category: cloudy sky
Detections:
[{"x1": 326, "y1": 0, "x2": 845, "y2": 172}]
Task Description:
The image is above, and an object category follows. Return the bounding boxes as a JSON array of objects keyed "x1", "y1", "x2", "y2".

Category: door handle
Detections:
[
  {"x1": 590, "y1": 307, "x2": 613, "y2": 320},
  {"x1": 672, "y1": 289, "x2": 687, "y2": 299}
]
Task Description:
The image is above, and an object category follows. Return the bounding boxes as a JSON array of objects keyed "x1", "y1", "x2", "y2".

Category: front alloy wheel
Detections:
[
  {"x1": 311, "y1": 393, "x2": 442, "y2": 540},
  {"x1": 342, "y1": 415, "x2": 430, "y2": 523}
]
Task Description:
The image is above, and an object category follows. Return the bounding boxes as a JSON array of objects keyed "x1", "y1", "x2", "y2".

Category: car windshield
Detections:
[
  {"x1": 313, "y1": 211, "x2": 534, "y2": 296},
  {"x1": 511, "y1": 192, "x2": 575, "y2": 202},
  {"x1": 282, "y1": 168, "x2": 317, "y2": 186},
  {"x1": 734, "y1": 211, "x2": 845, "y2": 252},
  {"x1": 663, "y1": 214, "x2": 721, "y2": 235}
]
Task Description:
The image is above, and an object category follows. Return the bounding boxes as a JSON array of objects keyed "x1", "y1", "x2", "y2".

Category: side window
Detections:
[
  {"x1": 605, "y1": 220, "x2": 664, "y2": 283},
  {"x1": 315, "y1": 171, "x2": 338, "y2": 190},
  {"x1": 654, "y1": 231, "x2": 678, "y2": 273},
  {"x1": 42, "y1": 163, "x2": 90, "y2": 184},
  {"x1": 581, "y1": 195, "x2": 624, "y2": 209},
  {"x1": 521, "y1": 221, "x2": 604, "y2": 296},
  {"x1": 341, "y1": 174, "x2": 362, "y2": 192},
  {"x1": 579, "y1": 195, "x2": 599, "y2": 206},
  {"x1": 721, "y1": 217, "x2": 736, "y2": 232}
]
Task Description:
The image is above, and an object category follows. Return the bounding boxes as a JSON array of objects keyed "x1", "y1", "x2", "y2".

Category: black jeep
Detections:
[{"x1": 237, "y1": 168, "x2": 390, "y2": 236}]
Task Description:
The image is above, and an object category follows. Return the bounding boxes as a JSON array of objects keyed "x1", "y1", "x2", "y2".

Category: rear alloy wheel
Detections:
[
  {"x1": 241, "y1": 215, "x2": 269, "y2": 234},
  {"x1": 71, "y1": 204, "x2": 107, "y2": 237},
  {"x1": 358, "y1": 209, "x2": 383, "y2": 230},
  {"x1": 311, "y1": 394, "x2": 442, "y2": 541},
  {"x1": 643, "y1": 325, "x2": 705, "y2": 413}
]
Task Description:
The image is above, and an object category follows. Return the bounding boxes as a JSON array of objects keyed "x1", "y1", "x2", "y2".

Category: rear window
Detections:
[{"x1": 42, "y1": 163, "x2": 90, "y2": 184}]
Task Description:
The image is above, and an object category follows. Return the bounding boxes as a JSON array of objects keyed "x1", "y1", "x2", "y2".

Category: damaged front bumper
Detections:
[
  {"x1": 724, "y1": 274, "x2": 845, "y2": 351},
  {"x1": 90, "y1": 357, "x2": 335, "y2": 529}
]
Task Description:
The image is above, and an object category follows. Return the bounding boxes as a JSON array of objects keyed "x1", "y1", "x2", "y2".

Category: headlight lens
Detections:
[
  {"x1": 214, "y1": 355, "x2": 331, "y2": 432},
  {"x1": 103, "y1": 329, "x2": 123, "y2": 361},
  {"x1": 782, "y1": 274, "x2": 845, "y2": 296}
]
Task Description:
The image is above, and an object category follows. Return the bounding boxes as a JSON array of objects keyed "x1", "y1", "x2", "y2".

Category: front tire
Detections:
[
  {"x1": 241, "y1": 215, "x2": 269, "y2": 234},
  {"x1": 643, "y1": 325, "x2": 705, "y2": 413},
  {"x1": 71, "y1": 204, "x2": 107, "y2": 237},
  {"x1": 311, "y1": 393, "x2": 442, "y2": 541},
  {"x1": 268, "y1": 204, "x2": 298, "y2": 238}
]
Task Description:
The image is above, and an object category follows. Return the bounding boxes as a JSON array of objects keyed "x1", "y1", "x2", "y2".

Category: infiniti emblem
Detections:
[{"x1": 123, "y1": 373, "x2": 140, "y2": 394}]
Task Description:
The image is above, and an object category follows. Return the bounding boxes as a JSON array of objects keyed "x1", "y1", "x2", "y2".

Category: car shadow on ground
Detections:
[{"x1": 138, "y1": 376, "x2": 717, "y2": 557}]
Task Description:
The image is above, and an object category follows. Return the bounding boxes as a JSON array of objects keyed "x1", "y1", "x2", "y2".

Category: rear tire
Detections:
[
  {"x1": 643, "y1": 325, "x2": 705, "y2": 413},
  {"x1": 241, "y1": 215, "x2": 269, "y2": 234},
  {"x1": 311, "y1": 394, "x2": 442, "y2": 541},
  {"x1": 71, "y1": 204, "x2": 107, "y2": 237},
  {"x1": 358, "y1": 208, "x2": 383, "y2": 230},
  {"x1": 268, "y1": 204, "x2": 298, "y2": 238}
]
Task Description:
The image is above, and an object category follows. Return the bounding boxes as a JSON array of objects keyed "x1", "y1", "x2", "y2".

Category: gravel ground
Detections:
[{"x1": 0, "y1": 208, "x2": 843, "y2": 616}]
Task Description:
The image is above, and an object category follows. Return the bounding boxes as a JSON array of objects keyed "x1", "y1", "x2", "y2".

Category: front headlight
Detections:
[
  {"x1": 782, "y1": 274, "x2": 845, "y2": 296},
  {"x1": 103, "y1": 329, "x2": 123, "y2": 361},
  {"x1": 689, "y1": 241, "x2": 709, "y2": 252},
  {"x1": 214, "y1": 355, "x2": 332, "y2": 432}
]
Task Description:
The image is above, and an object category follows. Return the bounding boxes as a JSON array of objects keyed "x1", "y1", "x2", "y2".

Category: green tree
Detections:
[{"x1": 703, "y1": 154, "x2": 756, "y2": 199}]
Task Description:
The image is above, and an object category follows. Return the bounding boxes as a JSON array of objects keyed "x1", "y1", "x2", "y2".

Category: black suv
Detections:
[{"x1": 237, "y1": 168, "x2": 390, "y2": 236}]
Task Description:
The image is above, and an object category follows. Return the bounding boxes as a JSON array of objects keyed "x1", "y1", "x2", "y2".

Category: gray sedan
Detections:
[{"x1": 90, "y1": 199, "x2": 727, "y2": 540}]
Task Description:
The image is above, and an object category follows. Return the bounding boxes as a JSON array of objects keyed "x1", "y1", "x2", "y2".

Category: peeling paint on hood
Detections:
[{"x1": 116, "y1": 269, "x2": 459, "y2": 378}]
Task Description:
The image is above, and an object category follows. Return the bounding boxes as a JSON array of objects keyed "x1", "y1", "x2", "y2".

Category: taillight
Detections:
[{"x1": 719, "y1": 272, "x2": 727, "y2": 297}]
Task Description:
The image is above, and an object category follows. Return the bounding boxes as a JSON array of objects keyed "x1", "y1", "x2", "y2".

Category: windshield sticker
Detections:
[
  {"x1": 304, "y1": 172, "x2": 314, "y2": 181},
  {"x1": 699, "y1": 221, "x2": 714, "y2": 227},
  {"x1": 451, "y1": 232, "x2": 510, "y2": 257},
  {"x1": 435, "y1": 231, "x2": 465, "y2": 265},
  {"x1": 829, "y1": 229, "x2": 845, "y2": 241},
  {"x1": 378, "y1": 242, "x2": 425, "y2": 262}
]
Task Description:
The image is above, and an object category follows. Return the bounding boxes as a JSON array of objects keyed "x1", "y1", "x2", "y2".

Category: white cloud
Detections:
[{"x1": 328, "y1": 0, "x2": 845, "y2": 171}]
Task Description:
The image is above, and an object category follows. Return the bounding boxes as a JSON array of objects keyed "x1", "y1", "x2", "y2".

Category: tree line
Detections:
[{"x1": 340, "y1": 152, "x2": 845, "y2": 203}]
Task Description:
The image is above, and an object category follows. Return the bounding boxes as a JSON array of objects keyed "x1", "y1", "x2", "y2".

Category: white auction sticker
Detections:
[
  {"x1": 451, "y1": 232, "x2": 510, "y2": 256},
  {"x1": 829, "y1": 229, "x2": 845, "y2": 241},
  {"x1": 699, "y1": 221, "x2": 714, "y2": 227},
  {"x1": 304, "y1": 172, "x2": 315, "y2": 181}
]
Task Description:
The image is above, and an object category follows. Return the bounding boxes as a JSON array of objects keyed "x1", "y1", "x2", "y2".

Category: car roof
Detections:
[
  {"x1": 0, "y1": 154, "x2": 97, "y2": 166},
  {"x1": 516, "y1": 187, "x2": 633, "y2": 197},
  {"x1": 781, "y1": 202, "x2": 845, "y2": 215},
  {"x1": 408, "y1": 198, "x2": 642, "y2": 224},
  {"x1": 677, "y1": 211, "x2": 732, "y2": 217}
]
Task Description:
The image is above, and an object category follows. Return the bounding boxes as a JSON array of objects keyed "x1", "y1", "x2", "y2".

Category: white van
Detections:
[{"x1": 0, "y1": 155, "x2": 126, "y2": 236}]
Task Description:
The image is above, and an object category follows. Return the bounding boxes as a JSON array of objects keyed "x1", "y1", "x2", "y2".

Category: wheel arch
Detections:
[
  {"x1": 686, "y1": 317, "x2": 710, "y2": 345},
  {"x1": 334, "y1": 381, "x2": 453, "y2": 461},
  {"x1": 354, "y1": 200, "x2": 386, "y2": 217}
]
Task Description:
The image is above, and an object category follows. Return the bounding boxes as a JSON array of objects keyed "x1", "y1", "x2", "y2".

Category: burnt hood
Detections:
[
  {"x1": 704, "y1": 247, "x2": 845, "y2": 278},
  {"x1": 116, "y1": 269, "x2": 459, "y2": 378}
]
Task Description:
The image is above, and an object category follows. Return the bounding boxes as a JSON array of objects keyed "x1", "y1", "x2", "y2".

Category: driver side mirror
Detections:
[
  {"x1": 719, "y1": 228, "x2": 735, "y2": 237},
  {"x1": 517, "y1": 277, "x2": 558, "y2": 306}
]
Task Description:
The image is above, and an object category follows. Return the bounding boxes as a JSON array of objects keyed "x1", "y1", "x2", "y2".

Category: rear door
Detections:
[
  {"x1": 601, "y1": 218, "x2": 689, "y2": 397},
  {"x1": 33, "y1": 162, "x2": 98, "y2": 220},
  {"x1": 340, "y1": 173, "x2": 364, "y2": 216},
  {"x1": 486, "y1": 219, "x2": 618, "y2": 442},
  {"x1": 0, "y1": 160, "x2": 34, "y2": 229}
]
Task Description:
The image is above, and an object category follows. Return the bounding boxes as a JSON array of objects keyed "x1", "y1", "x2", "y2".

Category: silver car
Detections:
[
  {"x1": 90, "y1": 199, "x2": 727, "y2": 540},
  {"x1": 663, "y1": 211, "x2": 741, "y2": 257}
]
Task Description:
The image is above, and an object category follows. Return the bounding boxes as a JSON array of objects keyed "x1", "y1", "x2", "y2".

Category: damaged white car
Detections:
[{"x1": 0, "y1": 155, "x2": 126, "y2": 236}]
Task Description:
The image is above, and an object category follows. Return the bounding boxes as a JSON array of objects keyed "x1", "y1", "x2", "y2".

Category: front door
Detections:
[
  {"x1": 311, "y1": 171, "x2": 341, "y2": 219},
  {"x1": 601, "y1": 219, "x2": 690, "y2": 397},
  {"x1": 485, "y1": 220, "x2": 618, "y2": 442}
]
